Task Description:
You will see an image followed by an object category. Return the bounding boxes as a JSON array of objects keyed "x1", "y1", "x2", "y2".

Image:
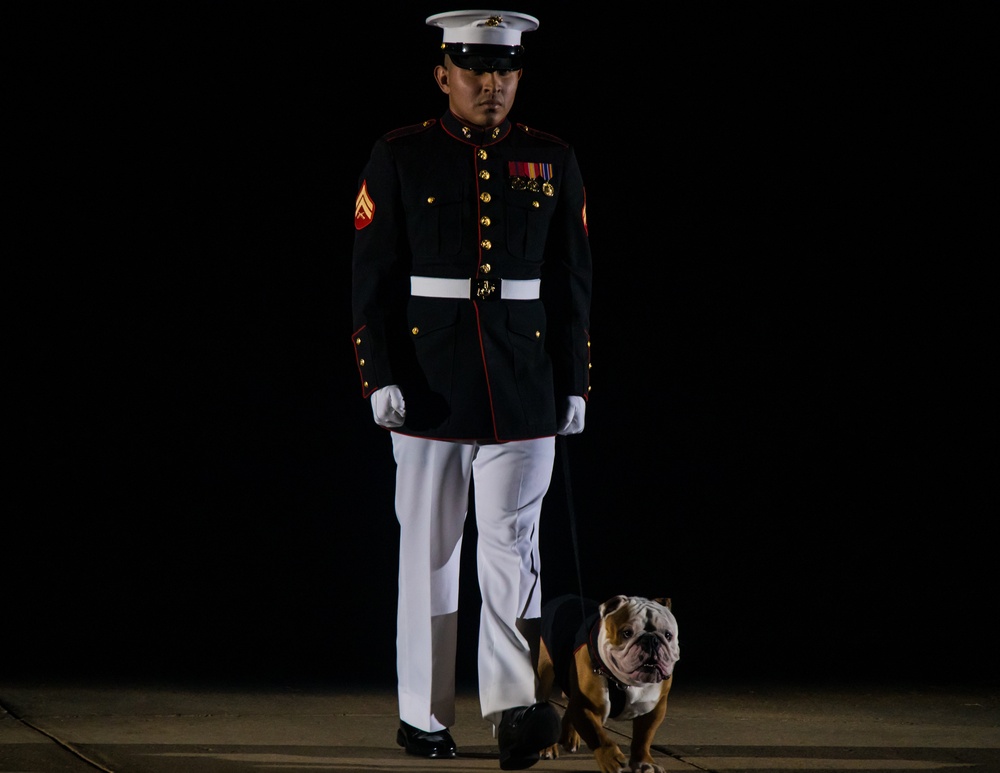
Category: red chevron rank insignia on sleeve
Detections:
[{"x1": 355, "y1": 180, "x2": 375, "y2": 230}]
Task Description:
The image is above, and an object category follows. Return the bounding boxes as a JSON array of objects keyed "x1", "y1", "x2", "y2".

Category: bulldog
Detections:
[{"x1": 537, "y1": 594, "x2": 679, "y2": 773}]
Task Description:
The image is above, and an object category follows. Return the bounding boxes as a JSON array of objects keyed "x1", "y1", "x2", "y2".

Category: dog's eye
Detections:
[
  {"x1": 664, "y1": 632, "x2": 673, "y2": 641},
  {"x1": 622, "y1": 628, "x2": 633, "y2": 639}
]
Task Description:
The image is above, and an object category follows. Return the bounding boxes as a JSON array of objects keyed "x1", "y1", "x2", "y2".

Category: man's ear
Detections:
[{"x1": 433, "y1": 64, "x2": 450, "y2": 93}]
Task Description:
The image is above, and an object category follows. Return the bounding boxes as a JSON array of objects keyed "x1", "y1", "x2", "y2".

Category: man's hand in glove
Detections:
[
  {"x1": 556, "y1": 395, "x2": 586, "y2": 435},
  {"x1": 371, "y1": 385, "x2": 406, "y2": 428}
]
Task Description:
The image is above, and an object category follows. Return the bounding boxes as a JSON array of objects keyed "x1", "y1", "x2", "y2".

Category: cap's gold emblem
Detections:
[{"x1": 486, "y1": 15, "x2": 503, "y2": 26}]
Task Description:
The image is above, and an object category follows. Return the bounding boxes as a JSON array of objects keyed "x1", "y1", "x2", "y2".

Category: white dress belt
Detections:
[{"x1": 410, "y1": 275, "x2": 540, "y2": 300}]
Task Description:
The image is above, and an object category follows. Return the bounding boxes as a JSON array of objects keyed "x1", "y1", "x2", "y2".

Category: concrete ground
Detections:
[{"x1": 2, "y1": 678, "x2": 998, "y2": 772}]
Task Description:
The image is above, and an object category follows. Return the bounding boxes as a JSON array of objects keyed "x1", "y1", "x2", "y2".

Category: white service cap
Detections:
[{"x1": 426, "y1": 10, "x2": 540, "y2": 70}]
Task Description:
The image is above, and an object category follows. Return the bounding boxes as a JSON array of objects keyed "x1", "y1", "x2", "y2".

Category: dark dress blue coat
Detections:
[{"x1": 352, "y1": 110, "x2": 592, "y2": 442}]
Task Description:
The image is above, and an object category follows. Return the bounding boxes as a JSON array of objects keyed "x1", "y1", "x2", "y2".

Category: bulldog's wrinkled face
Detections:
[{"x1": 598, "y1": 595, "x2": 680, "y2": 686}]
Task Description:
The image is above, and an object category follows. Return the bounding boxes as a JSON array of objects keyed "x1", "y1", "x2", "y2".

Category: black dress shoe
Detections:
[
  {"x1": 396, "y1": 720, "x2": 457, "y2": 759},
  {"x1": 497, "y1": 702, "x2": 560, "y2": 770}
]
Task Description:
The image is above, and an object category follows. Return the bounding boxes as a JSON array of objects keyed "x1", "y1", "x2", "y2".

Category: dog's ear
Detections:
[
  {"x1": 653, "y1": 597, "x2": 672, "y2": 610},
  {"x1": 599, "y1": 595, "x2": 629, "y2": 617}
]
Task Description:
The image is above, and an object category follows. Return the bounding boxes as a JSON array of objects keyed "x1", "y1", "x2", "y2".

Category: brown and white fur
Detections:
[{"x1": 537, "y1": 594, "x2": 680, "y2": 773}]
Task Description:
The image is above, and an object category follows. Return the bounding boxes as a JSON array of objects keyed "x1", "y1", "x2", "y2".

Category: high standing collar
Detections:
[{"x1": 439, "y1": 111, "x2": 512, "y2": 146}]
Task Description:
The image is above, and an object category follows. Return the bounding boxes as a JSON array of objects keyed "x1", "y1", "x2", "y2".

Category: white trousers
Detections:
[{"x1": 390, "y1": 433, "x2": 556, "y2": 731}]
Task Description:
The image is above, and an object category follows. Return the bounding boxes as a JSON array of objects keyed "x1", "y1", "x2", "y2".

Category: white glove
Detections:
[
  {"x1": 556, "y1": 395, "x2": 586, "y2": 435},
  {"x1": 370, "y1": 385, "x2": 406, "y2": 428}
]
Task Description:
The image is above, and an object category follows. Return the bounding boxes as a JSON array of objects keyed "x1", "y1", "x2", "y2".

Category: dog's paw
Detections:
[
  {"x1": 626, "y1": 762, "x2": 665, "y2": 773},
  {"x1": 539, "y1": 743, "x2": 560, "y2": 760},
  {"x1": 561, "y1": 726, "x2": 582, "y2": 753},
  {"x1": 595, "y1": 745, "x2": 627, "y2": 772}
]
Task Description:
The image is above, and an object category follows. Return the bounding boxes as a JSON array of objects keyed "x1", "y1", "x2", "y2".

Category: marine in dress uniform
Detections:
[{"x1": 351, "y1": 10, "x2": 592, "y2": 769}]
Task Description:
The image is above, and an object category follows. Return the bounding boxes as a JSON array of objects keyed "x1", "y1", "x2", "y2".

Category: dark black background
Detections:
[{"x1": 9, "y1": 2, "x2": 993, "y2": 690}]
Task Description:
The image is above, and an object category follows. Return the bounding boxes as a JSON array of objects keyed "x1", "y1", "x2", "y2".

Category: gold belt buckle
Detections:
[{"x1": 475, "y1": 278, "x2": 496, "y2": 300}]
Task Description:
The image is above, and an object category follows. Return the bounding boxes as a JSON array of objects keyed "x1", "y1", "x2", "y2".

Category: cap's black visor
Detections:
[
  {"x1": 450, "y1": 54, "x2": 521, "y2": 71},
  {"x1": 443, "y1": 42, "x2": 524, "y2": 71}
]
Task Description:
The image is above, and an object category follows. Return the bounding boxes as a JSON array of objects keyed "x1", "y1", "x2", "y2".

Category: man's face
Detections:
[{"x1": 434, "y1": 59, "x2": 522, "y2": 128}]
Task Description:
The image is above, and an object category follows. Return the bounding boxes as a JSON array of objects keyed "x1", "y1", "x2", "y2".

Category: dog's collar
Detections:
[{"x1": 587, "y1": 619, "x2": 630, "y2": 693}]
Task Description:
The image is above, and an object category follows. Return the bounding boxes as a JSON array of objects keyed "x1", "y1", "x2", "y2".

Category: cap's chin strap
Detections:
[
  {"x1": 442, "y1": 42, "x2": 523, "y2": 57},
  {"x1": 447, "y1": 56, "x2": 522, "y2": 72}
]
